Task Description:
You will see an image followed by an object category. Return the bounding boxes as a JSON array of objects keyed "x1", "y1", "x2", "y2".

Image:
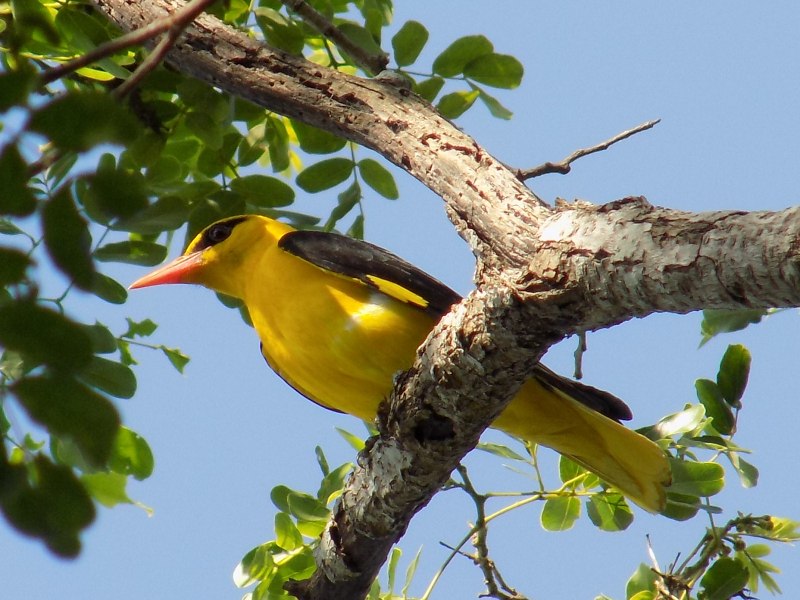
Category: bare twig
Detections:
[
  {"x1": 516, "y1": 119, "x2": 661, "y2": 180},
  {"x1": 573, "y1": 331, "x2": 587, "y2": 380},
  {"x1": 40, "y1": 0, "x2": 214, "y2": 87},
  {"x1": 456, "y1": 466, "x2": 528, "y2": 600},
  {"x1": 281, "y1": 0, "x2": 389, "y2": 75}
]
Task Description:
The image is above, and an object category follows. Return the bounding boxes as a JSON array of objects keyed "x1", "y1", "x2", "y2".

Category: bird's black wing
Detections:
[{"x1": 279, "y1": 230, "x2": 462, "y2": 317}]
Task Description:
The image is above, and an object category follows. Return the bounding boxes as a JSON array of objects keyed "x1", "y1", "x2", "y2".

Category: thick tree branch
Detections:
[{"x1": 90, "y1": 3, "x2": 800, "y2": 600}]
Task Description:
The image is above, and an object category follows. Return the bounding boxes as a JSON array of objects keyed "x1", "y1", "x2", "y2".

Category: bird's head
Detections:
[{"x1": 129, "y1": 215, "x2": 294, "y2": 298}]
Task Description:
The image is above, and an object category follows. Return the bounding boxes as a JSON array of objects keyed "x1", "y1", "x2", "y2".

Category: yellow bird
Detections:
[{"x1": 131, "y1": 215, "x2": 670, "y2": 512}]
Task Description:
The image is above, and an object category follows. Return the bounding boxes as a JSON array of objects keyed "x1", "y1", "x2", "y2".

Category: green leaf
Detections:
[
  {"x1": 79, "y1": 356, "x2": 136, "y2": 399},
  {"x1": 700, "y1": 309, "x2": 765, "y2": 346},
  {"x1": 94, "y1": 241, "x2": 168, "y2": 266},
  {"x1": 346, "y1": 213, "x2": 364, "y2": 239},
  {"x1": 0, "y1": 145, "x2": 36, "y2": 216},
  {"x1": 626, "y1": 563, "x2": 657, "y2": 599},
  {"x1": 433, "y1": 35, "x2": 494, "y2": 77},
  {"x1": 274, "y1": 512, "x2": 303, "y2": 551},
  {"x1": 358, "y1": 159, "x2": 398, "y2": 199},
  {"x1": 0, "y1": 455, "x2": 94, "y2": 557},
  {"x1": 325, "y1": 181, "x2": 362, "y2": 231},
  {"x1": 43, "y1": 187, "x2": 95, "y2": 290},
  {"x1": 437, "y1": 90, "x2": 480, "y2": 119},
  {"x1": 30, "y1": 91, "x2": 138, "y2": 152},
  {"x1": 13, "y1": 373, "x2": 120, "y2": 466},
  {"x1": 0, "y1": 302, "x2": 92, "y2": 372},
  {"x1": 699, "y1": 557, "x2": 748, "y2": 600},
  {"x1": 109, "y1": 427, "x2": 154, "y2": 480},
  {"x1": 230, "y1": 175, "x2": 295, "y2": 207},
  {"x1": 315, "y1": 445, "x2": 329, "y2": 476},
  {"x1": 161, "y1": 346, "x2": 190, "y2": 374},
  {"x1": 662, "y1": 492, "x2": 702, "y2": 521},
  {"x1": 586, "y1": 492, "x2": 633, "y2": 531},
  {"x1": 414, "y1": 76, "x2": 445, "y2": 102},
  {"x1": 0, "y1": 64, "x2": 36, "y2": 111},
  {"x1": 475, "y1": 85, "x2": 513, "y2": 119},
  {"x1": 317, "y1": 462, "x2": 352, "y2": 504},
  {"x1": 651, "y1": 404, "x2": 706, "y2": 438},
  {"x1": 254, "y1": 7, "x2": 305, "y2": 54},
  {"x1": 185, "y1": 110, "x2": 224, "y2": 150},
  {"x1": 476, "y1": 441, "x2": 527, "y2": 461},
  {"x1": 79, "y1": 154, "x2": 148, "y2": 221},
  {"x1": 0, "y1": 248, "x2": 30, "y2": 286},
  {"x1": 270, "y1": 485, "x2": 293, "y2": 512},
  {"x1": 112, "y1": 196, "x2": 189, "y2": 234},
  {"x1": 695, "y1": 379, "x2": 734, "y2": 435},
  {"x1": 392, "y1": 20, "x2": 428, "y2": 67},
  {"x1": 91, "y1": 273, "x2": 128, "y2": 305},
  {"x1": 80, "y1": 322, "x2": 117, "y2": 354},
  {"x1": 0, "y1": 218, "x2": 26, "y2": 235},
  {"x1": 729, "y1": 453, "x2": 759, "y2": 488},
  {"x1": 291, "y1": 119, "x2": 348, "y2": 154},
  {"x1": 667, "y1": 458, "x2": 725, "y2": 497},
  {"x1": 287, "y1": 491, "x2": 330, "y2": 521},
  {"x1": 296, "y1": 158, "x2": 354, "y2": 193},
  {"x1": 336, "y1": 427, "x2": 365, "y2": 451},
  {"x1": 81, "y1": 472, "x2": 132, "y2": 508},
  {"x1": 122, "y1": 317, "x2": 158, "y2": 338},
  {"x1": 11, "y1": 0, "x2": 59, "y2": 44},
  {"x1": 559, "y1": 455, "x2": 586, "y2": 483},
  {"x1": 716, "y1": 344, "x2": 750, "y2": 408},
  {"x1": 464, "y1": 53, "x2": 524, "y2": 89},
  {"x1": 540, "y1": 496, "x2": 580, "y2": 531}
]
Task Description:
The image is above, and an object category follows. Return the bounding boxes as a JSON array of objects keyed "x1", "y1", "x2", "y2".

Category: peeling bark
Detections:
[{"x1": 90, "y1": 2, "x2": 800, "y2": 599}]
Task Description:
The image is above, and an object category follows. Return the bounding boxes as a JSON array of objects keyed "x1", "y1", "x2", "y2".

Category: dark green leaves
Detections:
[
  {"x1": 0, "y1": 248, "x2": 30, "y2": 286},
  {"x1": 43, "y1": 188, "x2": 94, "y2": 290},
  {"x1": 717, "y1": 344, "x2": 750, "y2": 408},
  {"x1": 392, "y1": 20, "x2": 428, "y2": 67},
  {"x1": 433, "y1": 35, "x2": 494, "y2": 77},
  {"x1": 358, "y1": 159, "x2": 398, "y2": 199},
  {"x1": 296, "y1": 158, "x2": 354, "y2": 193},
  {"x1": 0, "y1": 145, "x2": 36, "y2": 216},
  {"x1": 700, "y1": 309, "x2": 766, "y2": 346},
  {"x1": 229, "y1": 174, "x2": 295, "y2": 207},
  {"x1": 437, "y1": 90, "x2": 479, "y2": 119},
  {"x1": 0, "y1": 455, "x2": 94, "y2": 557},
  {"x1": 0, "y1": 302, "x2": 92, "y2": 372},
  {"x1": 94, "y1": 241, "x2": 168, "y2": 266},
  {"x1": 463, "y1": 54, "x2": 523, "y2": 89},
  {"x1": 14, "y1": 374, "x2": 120, "y2": 466},
  {"x1": 30, "y1": 91, "x2": 138, "y2": 152},
  {"x1": 699, "y1": 557, "x2": 749, "y2": 600}
]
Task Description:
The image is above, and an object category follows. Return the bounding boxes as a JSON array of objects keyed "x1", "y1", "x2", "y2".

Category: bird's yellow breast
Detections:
[{"x1": 244, "y1": 244, "x2": 437, "y2": 420}]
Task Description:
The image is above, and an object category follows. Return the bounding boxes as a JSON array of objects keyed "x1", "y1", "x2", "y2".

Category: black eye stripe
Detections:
[{"x1": 194, "y1": 216, "x2": 248, "y2": 251}]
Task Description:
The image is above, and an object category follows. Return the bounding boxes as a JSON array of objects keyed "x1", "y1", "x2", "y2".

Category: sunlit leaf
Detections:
[
  {"x1": 94, "y1": 241, "x2": 168, "y2": 266},
  {"x1": 230, "y1": 174, "x2": 295, "y2": 207},
  {"x1": 437, "y1": 90, "x2": 479, "y2": 119},
  {"x1": 586, "y1": 492, "x2": 633, "y2": 531},
  {"x1": 667, "y1": 458, "x2": 725, "y2": 497},
  {"x1": 296, "y1": 158, "x2": 354, "y2": 193},
  {"x1": 540, "y1": 496, "x2": 580, "y2": 531},
  {"x1": 109, "y1": 426, "x2": 154, "y2": 480},
  {"x1": 358, "y1": 159, "x2": 398, "y2": 199},
  {"x1": 699, "y1": 557, "x2": 748, "y2": 600}
]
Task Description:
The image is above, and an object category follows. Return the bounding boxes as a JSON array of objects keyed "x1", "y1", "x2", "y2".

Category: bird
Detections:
[{"x1": 130, "y1": 215, "x2": 671, "y2": 512}]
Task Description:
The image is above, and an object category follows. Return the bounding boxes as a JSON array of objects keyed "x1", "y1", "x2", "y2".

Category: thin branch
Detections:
[
  {"x1": 572, "y1": 331, "x2": 587, "y2": 380},
  {"x1": 516, "y1": 119, "x2": 661, "y2": 180},
  {"x1": 281, "y1": 0, "x2": 389, "y2": 75},
  {"x1": 40, "y1": 0, "x2": 214, "y2": 86}
]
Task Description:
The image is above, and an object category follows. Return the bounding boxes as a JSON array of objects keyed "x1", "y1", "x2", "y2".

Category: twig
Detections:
[
  {"x1": 516, "y1": 119, "x2": 661, "y2": 180},
  {"x1": 40, "y1": 0, "x2": 214, "y2": 87},
  {"x1": 281, "y1": 0, "x2": 388, "y2": 75},
  {"x1": 573, "y1": 331, "x2": 587, "y2": 380}
]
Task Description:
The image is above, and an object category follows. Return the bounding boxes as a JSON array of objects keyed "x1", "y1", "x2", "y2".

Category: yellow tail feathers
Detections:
[{"x1": 493, "y1": 379, "x2": 671, "y2": 513}]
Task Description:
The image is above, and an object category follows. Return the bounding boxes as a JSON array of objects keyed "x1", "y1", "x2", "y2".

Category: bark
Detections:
[{"x1": 90, "y1": 2, "x2": 800, "y2": 599}]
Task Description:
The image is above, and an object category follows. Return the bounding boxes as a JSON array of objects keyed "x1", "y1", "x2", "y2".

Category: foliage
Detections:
[{"x1": 0, "y1": 1, "x2": 796, "y2": 599}]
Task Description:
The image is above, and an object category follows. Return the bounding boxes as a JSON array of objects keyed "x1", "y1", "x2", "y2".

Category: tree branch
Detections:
[
  {"x1": 280, "y1": 0, "x2": 389, "y2": 75},
  {"x1": 515, "y1": 119, "x2": 660, "y2": 180}
]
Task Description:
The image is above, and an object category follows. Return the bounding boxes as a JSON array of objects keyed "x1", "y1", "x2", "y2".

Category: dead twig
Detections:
[{"x1": 516, "y1": 119, "x2": 660, "y2": 180}]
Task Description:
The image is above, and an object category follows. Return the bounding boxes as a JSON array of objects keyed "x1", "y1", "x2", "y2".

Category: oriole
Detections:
[{"x1": 131, "y1": 215, "x2": 670, "y2": 512}]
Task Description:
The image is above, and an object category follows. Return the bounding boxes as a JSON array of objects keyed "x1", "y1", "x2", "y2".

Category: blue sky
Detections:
[{"x1": 3, "y1": 3, "x2": 799, "y2": 599}]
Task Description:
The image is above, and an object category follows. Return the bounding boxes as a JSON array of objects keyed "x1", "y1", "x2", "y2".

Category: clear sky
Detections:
[{"x1": 3, "y1": 3, "x2": 799, "y2": 599}]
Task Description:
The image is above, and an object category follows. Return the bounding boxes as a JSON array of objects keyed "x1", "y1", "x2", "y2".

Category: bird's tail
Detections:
[{"x1": 493, "y1": 374, "x2": 671, "y2": 513}]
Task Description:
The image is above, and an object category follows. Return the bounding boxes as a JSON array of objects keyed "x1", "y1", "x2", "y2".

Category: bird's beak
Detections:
[{"x1": 129, "y1": 251, "x2": 204, "y2": 289}]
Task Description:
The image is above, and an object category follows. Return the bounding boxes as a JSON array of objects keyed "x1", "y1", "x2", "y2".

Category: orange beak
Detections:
[{"x1": 129, "y1": 252, "x2": 204, "y2": 289}]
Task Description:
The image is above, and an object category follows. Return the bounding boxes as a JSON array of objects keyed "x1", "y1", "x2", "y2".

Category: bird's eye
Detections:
[{"x1": 205, "y1": 223, "x2": 233, "y2": 245}]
